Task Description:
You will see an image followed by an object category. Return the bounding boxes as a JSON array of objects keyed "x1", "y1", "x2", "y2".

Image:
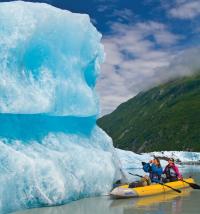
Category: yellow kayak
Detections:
[
  {"x1": 110, "y1": 188, "x2": 191, "y2": 208},
  {"x1": 110, "y1": 178, "x2": 194, "y2": 198}
]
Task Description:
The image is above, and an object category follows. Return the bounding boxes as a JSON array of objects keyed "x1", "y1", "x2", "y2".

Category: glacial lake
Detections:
[{"x1": 13, "y1": 166, "x2": 200, "y2": 214}]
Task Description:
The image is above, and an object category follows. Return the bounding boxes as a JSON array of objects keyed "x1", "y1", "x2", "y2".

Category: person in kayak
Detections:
[
  {"x1": 163, "y1": 158, "x2": 183, "y2": 182},
  {"x1": 128, "y1": 157, "x2": 162, "y2": 188},
  {"x1": 142, "y1": 157, "x2": 163, "y2": 183}
]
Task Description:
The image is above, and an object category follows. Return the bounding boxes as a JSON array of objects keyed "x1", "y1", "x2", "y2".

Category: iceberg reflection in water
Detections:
[{"x1": 12, "y1": 189, "x2": 193, "y2": 214}]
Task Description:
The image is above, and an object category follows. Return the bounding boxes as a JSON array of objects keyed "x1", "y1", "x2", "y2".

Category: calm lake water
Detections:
[{"x1": 13, "y1": 166, "x2": 200, "y2": 214}]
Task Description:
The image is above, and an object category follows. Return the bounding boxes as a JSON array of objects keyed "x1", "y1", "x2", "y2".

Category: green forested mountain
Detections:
[{"x1": 97, "y1": 73, "x2": 200, "y2": 152}]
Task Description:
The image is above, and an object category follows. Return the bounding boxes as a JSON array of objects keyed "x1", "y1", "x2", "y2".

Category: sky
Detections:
[{"x1": 1, "y1": 0, "x2": 200, "y2": 115}]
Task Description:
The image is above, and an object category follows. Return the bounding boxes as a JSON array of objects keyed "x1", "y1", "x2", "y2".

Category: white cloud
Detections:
[
  {"x1": 97, "y1": 21, "x2": 182, "y2": 115},
  {"x1": 97, "y1": 18, "x2": 200, "y2": 116},
  {"x1": 110, "y1": 8, "x2": 135, "y2": 22},
  {"x1": 154, "y1": 47, "x2": 200, "y2": 80},
  {"x1": 169, "y1": 0, "x2": 200, "y2": 19},
  {"x1": 97, "y1": 5, "x2": 110, "y2": 12},
  {"x1": 96, "y1": 0, "x2": 118, "y2": 13},
  {"x1": 136, "y1": 22, "x2": 181, "y2": 46}
]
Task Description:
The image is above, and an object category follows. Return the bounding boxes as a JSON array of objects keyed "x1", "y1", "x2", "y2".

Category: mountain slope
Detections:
[{"x1": 97, "y1": 73, "x2": 200, "y2": 152}]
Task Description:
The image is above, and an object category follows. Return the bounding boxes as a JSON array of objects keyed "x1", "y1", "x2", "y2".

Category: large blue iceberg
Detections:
[{"x1": 0, "y1": 1, "x2": 121, "y2": 213}]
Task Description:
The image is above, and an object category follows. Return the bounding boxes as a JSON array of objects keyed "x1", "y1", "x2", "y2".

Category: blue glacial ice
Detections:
[
  {"x1": 0, "y1": 1, "x2": 103, "y2": 116},
  {"x1": 0, "y1": 1, "x2": 121, "y2": 213}
]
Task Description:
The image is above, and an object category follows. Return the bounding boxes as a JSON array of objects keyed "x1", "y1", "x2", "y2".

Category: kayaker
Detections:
[
  {"x1": 128, "y1": 157, "x2": 162, "y2": 188},
  {"x1": 163, "y1": 158, "x2": 183, "y2": 182},
  {"x1": 142, "y1": 157, "x2": 163, "y2": 184}
]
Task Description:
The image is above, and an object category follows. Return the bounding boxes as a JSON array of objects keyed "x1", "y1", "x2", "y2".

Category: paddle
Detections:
[
  {"x1": 128, "y1": 172, "x2": 181, "y2": 193},
  {"x1": 181, "y1": 179, "x2": 200, "y2": 189}
]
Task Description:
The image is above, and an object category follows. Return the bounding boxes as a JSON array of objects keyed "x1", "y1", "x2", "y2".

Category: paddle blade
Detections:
[
  {"x1": 176, "y1": 189, "x2": 182, "y2": 193},
  {"x1": 182, "y1": 180, "x2": 200, "y2": 189},
  {"x1": 189, "y1": 183, "x2": 200, "y2": 189}
]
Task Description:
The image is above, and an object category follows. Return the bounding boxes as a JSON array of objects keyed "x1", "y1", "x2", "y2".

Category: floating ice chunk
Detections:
[{"x1": 0, "y1": 2, "x2": 121, "y2": 214}]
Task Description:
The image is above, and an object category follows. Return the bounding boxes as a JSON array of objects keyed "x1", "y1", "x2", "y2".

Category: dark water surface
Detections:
[{"x1": 13, "y1": 166, "x2": 200, "y2": 214}]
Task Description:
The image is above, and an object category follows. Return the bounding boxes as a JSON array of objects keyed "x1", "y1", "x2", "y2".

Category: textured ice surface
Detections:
[
  {"x1": 149, "y1": 151, "x2": 200, "y2": 163},
  {"x1": 0, "y1": 127, "x2": 119, "y2": 214},
  {"x1": 0, "y1": 1, "x2": 103, "y2": 116},
  {"x1": 0, "y1": 1, "x2": 120, "y2": 214}
]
